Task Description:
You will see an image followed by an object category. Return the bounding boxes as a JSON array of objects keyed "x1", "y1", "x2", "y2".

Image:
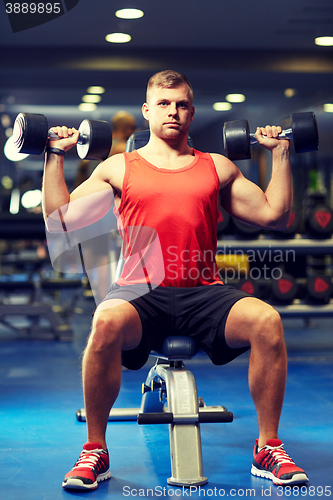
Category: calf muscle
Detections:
[{"x1": 82, "y1": 301, "x2": 142, "y2": 448}]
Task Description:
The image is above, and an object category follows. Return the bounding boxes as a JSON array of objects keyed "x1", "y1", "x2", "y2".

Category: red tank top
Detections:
[{"x1": 115, "y1": 149, "x2": 222, "y2": 287}]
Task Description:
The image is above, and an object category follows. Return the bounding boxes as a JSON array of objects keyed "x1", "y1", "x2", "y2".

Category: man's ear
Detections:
[
  {"x1": 142, "y1": 102, "x2": 149, "y2": 121},
  {"x1": 190, "y1": 105, "x2": 195, "y2": 122}
]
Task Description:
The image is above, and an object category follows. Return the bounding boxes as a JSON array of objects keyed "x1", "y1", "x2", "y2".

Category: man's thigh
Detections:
[{"x1": 224, "y1": 297, "x2": 279, "y2": 349}]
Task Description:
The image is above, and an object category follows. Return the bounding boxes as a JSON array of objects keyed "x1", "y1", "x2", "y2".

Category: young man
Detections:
[{"x1": 42, "y1": 70, "x2": 308, "y2": 490}]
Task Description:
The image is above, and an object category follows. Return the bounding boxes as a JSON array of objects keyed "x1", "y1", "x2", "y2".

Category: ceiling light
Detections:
[
  {"x1": 105, "y1": 33, "x2": 131, "y2": 44},
  {"x1": 2, "y1": 176, "x2": 13, "y2": 190},
  {"x1": 226, "y1": 94, "x2": 246, "y2": 103},
  {"x1": 115, "y1": 8, "x2": 144, "y2": 19},
  {"x1": 284, "y1": 88, "x2": 297, "y2": 98},
  {"x1": 9, "y1": 188, "x2": 20, "y2": 215},
  {"x1": 21, "y1": 190, "x2": 42, "y2": 209},
  {"x1": 315, "y1": 36, "x2": 333, "y2": 46},
  {"x1": 4, "y1": 136, "x2": 29, "y2": 162},
  {"x1": 1, "y1": 114, "x2": 11, "y2": 128},
  {"x1": 213, "y1": 102, "x2": 232, "y2": 111},
  {"x1": 78, "y1": 103, "x2": 97, "y2": 112},
  {"x1": 87, "y1": 86, "x2": 105, "y2": 94},
  {"x1": 323, "y1": 103, "x2": 333, "y2": 113},
  {"x1": 82, "y1": 94, "x2": 102, "y2": 103}
]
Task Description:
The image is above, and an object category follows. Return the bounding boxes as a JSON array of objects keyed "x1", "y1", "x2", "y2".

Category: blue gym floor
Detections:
[{"x1": 0, "y1": 297, "x2": 332, "y2": 500}]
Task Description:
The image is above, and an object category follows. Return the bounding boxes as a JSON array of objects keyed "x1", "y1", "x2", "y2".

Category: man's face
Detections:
[{"x1": 142, "y1": 84, "x2": 195, "y2": 141}]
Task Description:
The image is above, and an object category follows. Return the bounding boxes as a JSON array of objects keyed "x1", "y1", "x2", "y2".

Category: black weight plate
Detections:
[
  {"x1": 290, "y1": 112, "x2": 319, "y2": 154},
  {"x1": 271, "y1": 273, "x2": 298, "y2": 302},
  {"x1": 306, "y1": 205, "x2": 333, "y2": 237},
  {"x1": 78, "y1": 119, "x2": 112, "y2": 160},
  {"x1": 13, "y1": 113, "x2": 48, "y2": 155},
  {"x1": 237, "y1": 278, "x2": 259, "y2": 297},
  {"x1": 217, "y1": 206, "x2": 231, "y2": 236},
  {"x1": 232, "y1": 217, "x2": 261, "y2": 238},
  {"x1": 307, "y1": 274, "x2": 332, "y2": 302},
  {"x1": 223, "y1": 119, "x2": 251, "y2": 161}
]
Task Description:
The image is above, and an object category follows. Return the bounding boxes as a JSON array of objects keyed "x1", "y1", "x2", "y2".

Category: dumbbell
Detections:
[
  {"x1": 305, "y1": 205, "x2": 333, "y2": 238},
  {"x1": 270, "y1": 273, "x2": 299, "y2": 304},
  {"x1": 12, "y1": 113, "x2": 112, "y2": 161},
  {"x1": 236, "y1": 278, "x2": 260, "y2": 297},
  {"x1": 223, "y1": 112, "x2": 319, "y2": 161},
  {"x1": 217, "y1": 206, "x2": 231, "y2": 236},
  {"x1": 306, "y1": 274, "x2": 332, "y2": 303},
  {"x1": 232, "y1": 217, "x2": 261, "y2": 238}
]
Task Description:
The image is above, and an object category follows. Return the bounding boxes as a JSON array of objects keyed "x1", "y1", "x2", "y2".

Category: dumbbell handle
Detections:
[
  {"x1": 249, "y1": 128, "x2": 293, "y2": 145},
  {"x1": 48, "y1": 130, "x2": 88, "y2": 146}
]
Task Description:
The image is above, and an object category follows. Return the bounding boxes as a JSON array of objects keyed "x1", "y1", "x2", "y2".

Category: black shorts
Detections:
[{"x1": 101, "y1": 283, "x2": 251, "y2": 370}]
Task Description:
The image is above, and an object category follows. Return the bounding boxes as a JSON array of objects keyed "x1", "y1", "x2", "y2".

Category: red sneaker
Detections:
[
  {"x1": 251, "y1": 439, "x2": 309, "y2": 486},
  {"x1": 62, "y1": 442, "x2": 111, "y2": 490}
]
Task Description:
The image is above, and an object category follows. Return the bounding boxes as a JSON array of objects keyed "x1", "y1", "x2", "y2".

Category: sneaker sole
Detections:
[
  {"x1": 62, "y1": 469, "x2": 111, "y2": 490},
  {"x1": 251, "y1": 465, "x2": 309, "y2": 486}
]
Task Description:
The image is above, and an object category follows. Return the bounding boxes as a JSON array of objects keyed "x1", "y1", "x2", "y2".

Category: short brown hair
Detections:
[{"x1": 146, "y1": 70, "x2": 193, "y2": 103}]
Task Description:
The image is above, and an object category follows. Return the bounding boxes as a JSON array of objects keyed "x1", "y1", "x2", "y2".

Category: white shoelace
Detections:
[
  {"x1": 265, "y1": 443, "x2": 295, "y2": 465},
  {"x1": 74, "y1": 450, "x2": 102, "y2": 469}
]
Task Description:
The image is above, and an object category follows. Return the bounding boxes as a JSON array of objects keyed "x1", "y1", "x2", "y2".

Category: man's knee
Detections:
[
  {"x1": 225, "y1": 297, "x2": 283, "y2": 350},
  {"x1": 253, "y1": 304, "x2": 284, "y2": 350},
  {"x1": 88, "y1": 309, "x2": 124, "y2": 354}
]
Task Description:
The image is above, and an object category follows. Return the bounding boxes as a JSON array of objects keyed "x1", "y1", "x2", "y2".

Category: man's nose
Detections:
[{"x1": 168, "y1": 103, "x2": 178, "y2": 116}]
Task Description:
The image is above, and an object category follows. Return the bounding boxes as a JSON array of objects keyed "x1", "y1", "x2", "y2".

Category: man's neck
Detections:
[{"x1": 142, "y1": 133, "x2": 192, "y2": 158}]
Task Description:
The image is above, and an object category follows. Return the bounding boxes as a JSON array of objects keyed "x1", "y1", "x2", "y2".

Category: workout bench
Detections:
[{"x1": 77, "y1": 336, "x2": 233, "y2": 486}]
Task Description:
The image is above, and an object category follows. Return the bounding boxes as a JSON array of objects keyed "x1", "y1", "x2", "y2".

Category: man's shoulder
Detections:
[
  {"x1": 209, "y1": 152, "x2": 237, "y2": 169},
  {"x1": 208, "y1": 153, "x2": 240, "y2": 186},
  {"x1": 91, "y1": 152, "x2": 126, "y2": 186},
  {"x1": 99, "y1": 152, "x2": 126, "y2": 170},
  {"x1": 209, "y1": 152, "x2": 229, "y2": 163}
]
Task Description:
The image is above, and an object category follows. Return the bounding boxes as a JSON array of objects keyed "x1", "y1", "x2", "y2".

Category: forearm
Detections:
[
  {"x1": 264, "y1": 145, "x2": 293, "y2": 229},
  {"x1": 42, "y1": 152, "x2": 70, "y2": 229},
  {"x1": 41, "y1": 126, "x2": 114, "y2": 233},
  {"x1": 42, "y1": 151, "x2": 115, "y2": 233}
]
